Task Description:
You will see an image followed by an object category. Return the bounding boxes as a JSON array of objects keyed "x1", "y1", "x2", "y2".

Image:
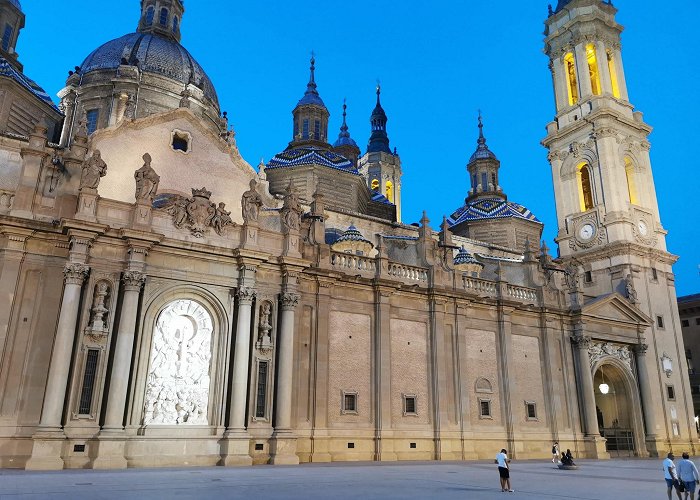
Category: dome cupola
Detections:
[
  {"x1": 367, "y1": 84, "x2": 392, "y2": 154},
  {"x1": 290, "y1": 54, "x2": 330, "y2": 148},
  {"x1": 138, "y1": 0, "x2": 184, "y2": 42}
]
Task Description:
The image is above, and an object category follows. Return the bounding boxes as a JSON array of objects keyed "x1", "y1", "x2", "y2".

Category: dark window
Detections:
[
  {"x1": 2, "y1": 24, "x2": 13, "y2": 52},
  {"x1": 667, "y1": 385, "x2": 676, "y2": 401},
  {"x1": 526, "y1": 402, "x2": 537, "y2": 420},
  {"x1": 687, "y1": 348, "x2": 693, "y2": 359},
  {"x1": 652, "y1": 268, "x2": 658, "y2": 280},
  {"x1": 657, "y1": 315, "x2": 665, "y2": 329},
  {"x1": 481, "y1": 172, "x2": 488, "y2": 190},
  {"x1": 78, "y1": 349, "x2": 99, "y2": 415},
  {"x1": 145, "y1": 6, "x2": 155, "y2": 26},
  {"x1": 294, "y1": 119, "x2": 299, "y2": 138},
  {"x1": 255, "y1": 361, "x2": 268, "y2": 418},
  {"x1": 86, "y1": 109, "x2": 99, "y2": 135},
  {"x1": 683, "y1": 320, "x2": 690, "y2": 328},
  {"x1": 302, "y1": 119, "x2": 309, "y2": 139},
  {"x1": 159, "y1": 8, "x2": 168, "y2": 26},
  {"x1": 696, "y1": 318, "x2": 700, "y2": 326},
  {"x1": 172, "y1": 16, "x2": 179, "y2": 32},
  {"x1": 480, "y1": 400, "x2": 492, "y2": 418},
  {"x1": 343, "y1": 393, "x2": 357, "y2": 413},
  {"x1": 172, "y1": 133, "x2": 189, "y2": 152},
  {"x1": 584, "y1": 271, "x2": 593, "y2": 283},
  {"x1": 314, "y1": 120, "x2": 321, "y2": 140},
  {"x1": 404, "y1": 396, "x2": 417, "y2": 415}
]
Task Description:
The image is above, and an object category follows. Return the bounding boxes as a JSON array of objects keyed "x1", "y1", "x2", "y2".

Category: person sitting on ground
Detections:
[{"x1": 560, "y1": 449, "x2": 575, "y2": 467}]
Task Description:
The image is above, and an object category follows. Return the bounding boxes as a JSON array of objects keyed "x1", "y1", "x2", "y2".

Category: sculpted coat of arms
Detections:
[{"x1": 163, "y1": 188, "x2": 233, "y2": 237}]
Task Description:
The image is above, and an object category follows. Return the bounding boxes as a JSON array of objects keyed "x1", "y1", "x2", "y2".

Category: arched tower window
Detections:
[
  {"x1": 625, "y1": 157, "x2": 638, "y2": 205},
  {"x1": 314, "y1": 120, "x2": 321, "y2": 140},
  {"x1": 159, "y1": 7, "x2": 169, "y2": 26},
  {"x1": 564, "y1": 52, "x2": 579, "y2": 106},
  {"x1": 173, "y1": 16, "x2": 179, "y2": 32},
  {"x1": 371, "y1": 179, "x2": 379, "y2": 191},
  {"x1": 586, "y1": 44, "x2": 602, "y2": 96},
  {"x1": 577, "y1": 164, "x2": 594, "y2": 212},
  {"x1": 607, "y1": 51, "x2": 621, "y2": 98},
  {"x1": 386, "y1": 181, "x2": 394, "y2": 203},
  {"x1": 145, "y1": 6, "x2": 155, "y2": 26},
  {"x1": 302, "y1": 119, "x2": 309, "y2": 139}
]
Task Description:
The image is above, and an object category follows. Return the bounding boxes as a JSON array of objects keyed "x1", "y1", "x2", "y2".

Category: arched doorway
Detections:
[{"x1": 593, "y1": 363, "x2": 639, "y2": 457}]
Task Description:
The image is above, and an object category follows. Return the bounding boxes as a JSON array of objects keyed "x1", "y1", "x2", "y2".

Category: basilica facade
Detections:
[{"x1": 0, "y1": 0, "x2": 694, "y2": 470}]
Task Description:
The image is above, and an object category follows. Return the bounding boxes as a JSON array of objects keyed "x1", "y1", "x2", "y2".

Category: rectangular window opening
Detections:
[
  {"x1": 86, "y1": 109, "x2": 99, "y2": 135},
  {"x1": 403, "y1": 395, "x2": 417, "y2": 416},
  {"x1": 667, "y1": 385, "x2": 676, "y2": 401},
  {"x1": 479, "y1": 399, "x2": 492, "y2": 419},
  {"x1": 78, "y1": 349, "x2": 99, "y2": 415},
  {"x1": 657, "y1": 315, "x2": 665, "y2": 329},
  {"x1": 584, "y1": 271, "x2": 593, "y2": 283},
  {"x1": 254, "y1": 443, "x2": 264, "y2": 451},
  {"x1": 525, "y1": 402, "x2": 538, "y2": 420},
  {"x1": 410, "y1": 443, "x2": 417, "y2": 449},
  {"x1": 342, "y1": 392, "x2": 358, "y2": 414},
  {"x1": 255, "y1": 361, "x2": 268, "y2": 419},
  {"x1": 652, "y1": 268, "x2": 658, "y2": 281},
  {"x1": 347, "y1": 442, "x2": 355, "y2": 449},
  {"x1": 2, "y1": 24, "x2": 13, "y2": 52}
]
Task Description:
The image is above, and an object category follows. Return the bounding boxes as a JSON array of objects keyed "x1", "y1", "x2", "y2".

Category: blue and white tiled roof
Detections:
[
  {"x1": 371, "y1": 191, "x2": 394, "y2": 205},
  {"x1": 0, "y1": 57, "x2": 60, "y2": 112},
  {"x1": 454, "y1": 247, "x2": 483, "y2": 267},
  {"x1": 267, "y1": 147, "x2": 359, "y2": 175},
  {"x1": 448, "y1": 197, "x2": 541, "y2": 226},
  {"x1": 335, "y1": 225, "x2": 373, "y2": 245}
]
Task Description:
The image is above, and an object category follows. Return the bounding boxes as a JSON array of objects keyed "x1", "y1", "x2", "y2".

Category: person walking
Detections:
[
  {"x1": 551, "y1": 441, "x2": 560, "y2": 463},
  {"x1": 495, "y1": 448, "x2": 514, "y2": 493},
  {"x1": 664, "y1": 452, "x2": 683, "y2": 500},
  {"x1": 678, "y1": 452, "x2": 700, "y2": 500}
]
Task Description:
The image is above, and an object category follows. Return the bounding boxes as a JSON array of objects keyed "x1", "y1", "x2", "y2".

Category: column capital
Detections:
[
  {"x1": 237, "y1": 286, "x2": 256, "y2": 305},
  {"x1": 633, "y1": 343, "x2": 649, "y2": 356},
  {"x1": 63, "y1": 262, "x2": 90, "y2": 285},
  {"x1": 571, "y1": 334, "x2": 592, "y2": 350},
  {"x1": 122, "y1": 270, "x2": 146, "y2": 291},
  {"x1": 280, "y1": 292, "x2": 300, "y2": 311}
]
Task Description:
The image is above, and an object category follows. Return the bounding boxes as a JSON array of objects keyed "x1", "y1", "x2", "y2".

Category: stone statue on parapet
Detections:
[
  {"x1": 281, "y1": 183, "x2": 302, "y2": 231},
  {"x1": 134, "y1": 153, "x2": 160, "y2": 203},
  {"x1": 212, "y1": 202, "x2": 233, "y2": 236},
  {"x1": 624, "y1": 274, "x2": 638, "y2": 304},
  {"x1": 241, "y1": 179, "x2": 264, "y2": 223},
  {"x1": 80, "y1": 150, "x2": 107, "y2": 190},
  {"x1": 564, "y1": 263, "x2": 580, "y2": 291},
  {"x1": 123, "y1": 94, "x2": 136, "y2": 121}
]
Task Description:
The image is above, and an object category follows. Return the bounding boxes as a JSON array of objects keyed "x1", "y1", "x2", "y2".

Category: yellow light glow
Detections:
[
  {"x1": 565, "y1": 53, "x2": 578, "y2": 106},
  {"x1": 607, "y1": 51, "x2": 621, "y2": 98},
  {"x1": 577, "y1": 164, "x2": 594, "y2": 212},
  {"x1": 625, "y1": 158, "x2": 638, "y2": 205},
  {"x1": 586, "y1": 44, "x2": 602, "y2": 96},
  {"x1": 386, "y1": 181, "x2": 394, "y2": 203},
  {"x1": 371, "y1": 179, "x2": 379, "y2": 191}
]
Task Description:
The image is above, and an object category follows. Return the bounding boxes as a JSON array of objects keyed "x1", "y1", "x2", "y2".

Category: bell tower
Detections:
[
  {"x1": 0, "y1": 0, "x2": 25, "y2": 69},
  {"x1": 543, "y1": 0, "x2": 693, "y2": 454},
  {"x1": 137, "y1": 0, "x2": 184, "y2": 42}
]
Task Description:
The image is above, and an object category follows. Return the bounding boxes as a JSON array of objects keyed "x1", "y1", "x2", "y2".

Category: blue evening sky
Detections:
[{"x1": 16, "y1": 0, "x2": 700, "y2": 296}]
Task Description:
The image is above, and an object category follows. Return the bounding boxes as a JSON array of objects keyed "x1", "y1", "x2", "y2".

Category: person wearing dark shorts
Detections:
[{"x1": 495, "y1": 448, "x2": 513, "y2": 493}]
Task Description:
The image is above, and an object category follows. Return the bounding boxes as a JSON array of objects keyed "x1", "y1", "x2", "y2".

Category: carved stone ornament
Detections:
[
  {"x1": 588, "y1": 341, "x2": 632, "y2": 371},
  {"x1": 143, "y1": 300, "x2": 213, "y2": 425},
  {"x1": 281, "y1": 185, "x2": 303, "y2": 231},
  {"x1": 85, "y1": 281, "x2": 111, "y2": 342},
  {"x1": 571, "y1": 334, "x2": 591, "y2": 350},
  {"x1": 660, "y1": 353, "x2": 673, "y2": 378},
  {"x1": 122, "y1": 270, "x2": 147, "y2": 291},
  {"x1": 79, "y1": 150, "x2": 108, "y2": 191},
  {"x1": 280, "y1": 292, "x2": 300, "y2": 310},
  {"x1": 570, "y1": 214, "x2": 606, "y2": 251},
  {"x1": 623, "y1": 274, "x2": 638, "y2": 304},
  {"x1": 163, "y1": 188, "x2": 234, "y2": 237},
  {"x1": 123, "y1": 94, "x2": 136, "y2": 121},
  {"x1": 63, "y1": 263, "x2": 90, "y2": 285},
  {"x1": 633, "y1": 343, "x2": 649, "y2": 356},
  {"x1": 564, "y1": 263, "x2": 580, "y2": 292},
  {"x1": 236, "y1": 286, "x2": 256, "y2": 304},
  {"x1": 257, "y1": 301, "x2": 274, "y2": 354}
]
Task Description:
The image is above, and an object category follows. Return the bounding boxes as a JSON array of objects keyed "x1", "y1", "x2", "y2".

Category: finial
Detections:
[
  {"x1": 306, "y1": 51, "x2": 317, "y2": 94},
  {"x1": 339, "y1": 99, "x2": 349, "y2": 137},
  {"x1": 376, "y1": 80, "x2": 382, "y2": 104},
  {"x1": 477, "y1": 110, "x2": 486, "y2": 146}
]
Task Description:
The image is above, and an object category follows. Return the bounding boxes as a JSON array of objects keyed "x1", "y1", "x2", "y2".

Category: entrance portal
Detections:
[{"x1": 594, "y1": 364, "x2": 635, "y2": 457}]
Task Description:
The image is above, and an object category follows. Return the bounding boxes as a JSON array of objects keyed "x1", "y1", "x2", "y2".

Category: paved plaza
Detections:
[{"x1": 0, "y1": 458, "x2": 673, "y2": 499}]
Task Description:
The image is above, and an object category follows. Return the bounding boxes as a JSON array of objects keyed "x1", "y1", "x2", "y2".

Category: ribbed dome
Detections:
[{"x1": 80, "y1": 32, "x2": 219, "y2": 108}]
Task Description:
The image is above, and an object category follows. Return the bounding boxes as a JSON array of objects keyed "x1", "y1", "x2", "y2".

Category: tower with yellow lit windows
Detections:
[
  {"x1": 359, "y1": 85, "x2": 403, "y2": 222},
  {"x1": 544, "y1": 0, "x2": 693, "y2": 457}
]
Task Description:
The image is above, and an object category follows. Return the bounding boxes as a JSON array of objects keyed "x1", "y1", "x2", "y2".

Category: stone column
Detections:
[
  {"x1": 374, "y1": 286, "x2": 397, "y2": 462},
  {"x1": 595, "y1": 41, "x2": 613, "y2": 96},
  {"x1": 634, "y1": 343, "x2": 660, "y2": 456},
  {"x1": 574, "y1": 43, "x2": 593, "y2": 99},
  {"x1": 270, "y1": 291, "x2": 300, "y2": 465},
  {"x1": 572, "y1": 331, "x2": 608, "y2": 459},
  {"x1": 229, "y1": 287, "x2": 255, "y2": 431},
  {"x1": 90, "y1": 271, "x2": 145, "y2": 469},
  {"x1": 221, "y1": 286, "x2": 255, "y2": 466},
  {"x1": 25, "y1": 262, "x2": 89, "y2": 470},
  {"x1": 551, "y1": 57, "x2": 568, "y2": 110}
]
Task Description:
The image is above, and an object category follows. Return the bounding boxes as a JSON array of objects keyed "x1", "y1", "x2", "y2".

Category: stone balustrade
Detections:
[
  {"x1": 386, "y1": 262, "x2": 429, "y2": 283},
  {"x1": 330, "y1": 251, "x2": 377, "y2": 276},
  {"x1": 506, "y1": 284, "x2": 538, "y2": 304},
  {"x1": 463, "y1": 276, "x2": 497, "y2": 296}
]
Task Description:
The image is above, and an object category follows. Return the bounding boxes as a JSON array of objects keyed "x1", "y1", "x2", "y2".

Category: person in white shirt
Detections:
[
  {"x1": 678, "y1": 452, "x2": 700, "y2": 500},
  {"x1": 495, "y1": 448, "x2": 513, "y2": 493},
  {"x1": 664, "y1": 452, "x2": 683, "y2": 500},
  {"x1": 552, "y1": 442, "x2": 560, "y2": 464}
]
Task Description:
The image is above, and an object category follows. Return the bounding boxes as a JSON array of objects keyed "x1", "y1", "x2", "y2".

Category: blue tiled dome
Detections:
[
  {"x1": 268, "y1": 147, "x2": 359, "y2": 174},
  {"x1": 80, "y1": 32, "x2": 218, "y2": 107},
  {"x1": 448, "y1": 198, "x2": 541, "y2": 226}
]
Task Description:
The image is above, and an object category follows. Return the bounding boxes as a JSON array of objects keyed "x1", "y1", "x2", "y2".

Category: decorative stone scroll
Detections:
[
  {"x1": 280, "y1": 292, "x2": 300, "y2": 311},
  {"x1": 163, "y1": 188, "x2": 234, "y2": 237},
  {"x1": 588, "y1": 341, "x2": 632, "y2": 371},
  {"x1": 143, "y1": 300, "x2": 213, "y2": 426},
  {"x1": 122, "y1": 270, "x2": 147, "y2": 291}
]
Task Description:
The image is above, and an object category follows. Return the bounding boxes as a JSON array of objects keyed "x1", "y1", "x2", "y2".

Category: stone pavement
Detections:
[{"x1": 0, "y1": 458, "x2": 672, "y2": 499}]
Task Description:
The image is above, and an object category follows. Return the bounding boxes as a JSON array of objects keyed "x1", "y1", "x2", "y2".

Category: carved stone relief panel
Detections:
[
  {"x1": 143, "y1": 300, "x2": 213, "y2": 425},
  {"x1": 588, "y1": 341, "x2": 632, "y2": 372}
]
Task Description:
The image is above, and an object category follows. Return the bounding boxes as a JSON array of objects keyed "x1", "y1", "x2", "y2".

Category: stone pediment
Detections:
[{"x1": 581, "y1": 293, "x2": 653, "y2": 328}]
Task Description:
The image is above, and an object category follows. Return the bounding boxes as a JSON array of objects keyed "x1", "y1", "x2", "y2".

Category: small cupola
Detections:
[
  {"x1": 466, "y1": 113, "x2": 504, "y2": 201},
  {"x1": 331, "y1": 225, "x2": 374, "y2": 256},
  {"x1": 333, "y1": 100, "x2": 360, "y2": 166},
  {"x1": 454, "y1": 247, "x2": 484, "y2": 277},
  {"x1": 367, "y1": 84, "x2": 392, "y2": 154},
  {"x1": 0, "y1": 0, "x2": 25, "y2": 67},
  {"x1": 290, "y1": 54, "x2": 330, "y2": 148},
  {"x1": 137, "y1": 0, "x2": 184, "y2": 42}
]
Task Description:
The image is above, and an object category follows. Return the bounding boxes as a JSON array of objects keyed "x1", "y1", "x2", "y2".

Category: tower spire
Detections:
[
  {"x1": 306, "y1": 51, "x2": 318, "y2": 96},
  {"x1": 339, "y1": 99, "x2": 349, "y2": 137},
  {"x1": 367, "y1": 82, "x2": 392, "y2": 154}
]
